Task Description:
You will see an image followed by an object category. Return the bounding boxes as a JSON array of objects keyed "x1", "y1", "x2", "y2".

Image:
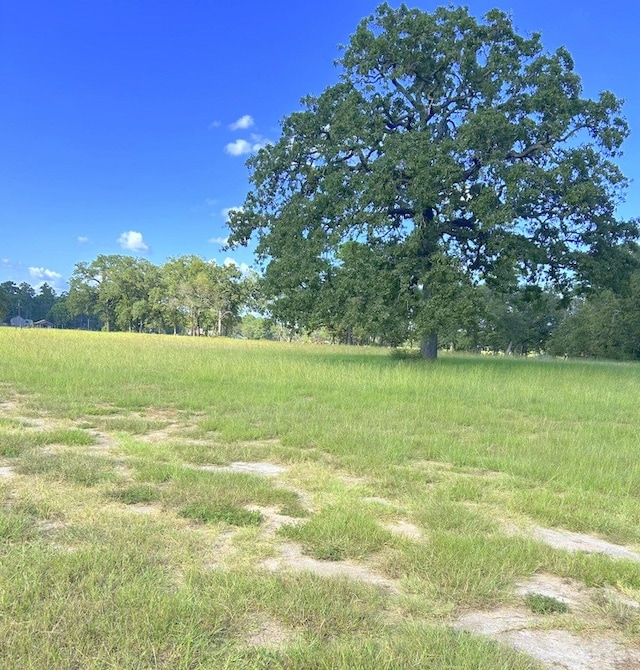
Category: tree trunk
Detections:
[{"x1": 420, "y1": 331, "x2": 438, "y2": 360}]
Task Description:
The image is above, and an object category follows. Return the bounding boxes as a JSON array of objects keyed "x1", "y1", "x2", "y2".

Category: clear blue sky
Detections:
[{"x1": 2, "y1": 0, "x2": 639, "y2": 293}]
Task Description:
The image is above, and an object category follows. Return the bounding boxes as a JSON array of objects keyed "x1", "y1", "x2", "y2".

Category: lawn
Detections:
[{"x1": 0, "y1": 328, "x2": 638, "y2": 668}]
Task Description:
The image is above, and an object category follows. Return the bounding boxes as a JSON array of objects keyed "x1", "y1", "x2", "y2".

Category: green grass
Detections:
[
  {"x1": 524, "y1": 593, "x2": 570, "y2": 614},
  {"x1": 0, "y1": 328, "x2": 638, "y2": 668},
  {"x1": 0, "y1": 427, "x2": 95, "y2": 457},
  {"x1": 280, "y1": 505, "x2": 393, "y2": 560},
  {"x1": 179, "y1": 502, "x2": 264, "y2": 527},
  {"x1": 18, "y1": 451, "x2": 120, "y2": 487}
]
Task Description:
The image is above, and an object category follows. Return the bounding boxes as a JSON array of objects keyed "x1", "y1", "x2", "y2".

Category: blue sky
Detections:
[{"x1": 2, "y1": 0, "x2": 639, "y2": 293}]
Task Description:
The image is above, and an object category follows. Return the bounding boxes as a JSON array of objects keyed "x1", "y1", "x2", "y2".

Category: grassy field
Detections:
[{"x1": 0, "y1": 328, "x2": 639, "y2": 668}]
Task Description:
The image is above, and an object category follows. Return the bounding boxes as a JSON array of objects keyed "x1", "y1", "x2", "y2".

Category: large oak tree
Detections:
[{"x1": 228, "y1": 3, "x2": 638, "y2": 358}]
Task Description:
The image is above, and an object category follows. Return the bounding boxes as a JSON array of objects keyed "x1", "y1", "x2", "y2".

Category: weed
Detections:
[
  {"x1": 280, "y1": 505, "x2": 393, "y2": 561},
  {"x1": 179, "y1": 503, "x2": 263, "y2": 527},
  {"x1": 108, "y1": 485, "x2": 160, "y2": 505},
  {"x1": 525, "y1": 593, "x2": 570, "y2": 614}
]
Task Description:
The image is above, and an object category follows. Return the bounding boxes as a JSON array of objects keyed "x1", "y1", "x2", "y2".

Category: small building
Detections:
[
  {"x1": 9, "y1": 316, "x2": 32, "y2": 328},
  {"x1": 33, "y1": 319, "x2": 53, "y2": 328}
]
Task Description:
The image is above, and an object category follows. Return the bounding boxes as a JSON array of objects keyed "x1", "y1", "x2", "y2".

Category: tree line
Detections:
[
  {"x1": 2, "y1": 249, "x2": 639, "y2": 359},
  {"x1": 1, "y1": 255, "x2": 257, "y2": 337}
]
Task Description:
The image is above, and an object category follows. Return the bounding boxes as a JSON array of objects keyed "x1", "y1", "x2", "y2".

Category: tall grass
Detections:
[{"x1": 0, "y1": 327, "x2": 638, "y2": 667}]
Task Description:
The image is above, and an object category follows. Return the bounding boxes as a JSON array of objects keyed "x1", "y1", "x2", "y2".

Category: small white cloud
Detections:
[
  {"x1": 208, "y1": 236, "x2": 228, "y2": 245},
  {"x1": 118, "y1": 231, "x2": 149, "y2": 253},
  {"x1": 221, "y1": 206, "x2": 243, "y2": 221},
  {"x1": 250, "y1": 134, "x2": 273, "y2": 151},
  {"x1": 29, "y1": 267, "x2": 63, "y2": 281},
  {"x1": 223, "y1": 257, "x2": 251, "y2": 274},
  {"x1": 224, "y1": 138, "x2": 271, "y2": 156},
  {"x1": 78, "y1": 236, "x2": 89, "y2": 244},
  {"x1": 205, "y1": 198, "x2": 218, "y2": 206},
  {"x1": 229, "y1": 115, "x2": 254, "y2": 131},
  {"x1": 1, "y1": 258, "x2": 11, "y2": 267},
  {"x1": 224, "y1": 139, "x2": 253, "y2": 156},
  {"x1": 208, "y1": 120, "x2": 221, "y2": 129}
]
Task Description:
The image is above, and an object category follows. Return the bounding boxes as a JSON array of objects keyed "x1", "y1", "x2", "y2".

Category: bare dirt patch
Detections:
[
  {"x1": 363, "y1": 496, "x2": 393, "y2": 506},
  {"x1": 237, "y1": 438, "x2": 282, "y2": 449},
  {"x1": 456, "y1": 616, "x2": 640, "y2": 670},
  {"x1": 196, "y1": 461, "x2": 287, "y2": 477},
  {"x1": 0, "y1": 466, "x2": 16, "y2": 478},
  {"x1": 139, "y1": 427, "x2": 177, "y2": 443},
  {"x1": 515, "y1": 573, "x2": 591, "y2": 609},
  {"x1": 532, "y1": 526, "x2": 640, "y2": 563},
  {"x1": 126, "y1": 504, "x2": 161, "y2": 515},
  {"x1": 385, "y1": 519, "x2": 422, "y2": 539},
  {"x1": 338, "y1": 474, "x2": 368, "y2": 486},
  {"x1": 204, "y1": 527, "x2": 242, "y2": 568},
  {"x1": 454, "y1": 574, "x2": 640, "y2": 670},
  {"x1": 87, "y1": 431, "x2": 118, "y2": 452},
  {"x1": 261, "y1": 542, "x2": 399, "y2": 593},
  {"x1": 245, "y1": 505, "x2": 305, "y2": 535},
  {"x1": 242, "y1": 614, "x2": 296, "y2": 650}
]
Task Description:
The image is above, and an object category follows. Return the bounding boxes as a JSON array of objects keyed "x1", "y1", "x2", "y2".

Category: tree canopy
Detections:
[
  {"x1": 67, "y1": 254, "x2": 256, "y2": 336},
  {"x1": 227, "y1": 3, "x2": 638, "y2": 358}
]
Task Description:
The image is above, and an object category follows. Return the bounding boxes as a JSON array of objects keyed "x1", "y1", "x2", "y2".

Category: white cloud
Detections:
[
  {"x1": 224, "y1": 139, "x2": 253, "y2": 156},
  {"x1": 229, "y1": 115, "x2": 254, "y2": 131},
  {"x1": 118, "y1": 230, "x2": 149, "y2": 253},
  {"x1": 223, "y1": 257, "x2": 251, "y2": 274},
  {"x1": 224, "y1": 137, "x2": 272, "y2": 156},
  {"x1": 208, "y1": 236, "x2": 228, "y2": 245},
  {"x1": 78, "y1": 236, "x2": 89, "y2": 243},
  {"x1": 29, "y1": 267, "x2": 63, "y2": 281},
  {"x1": 208, "y1": 120, "x2": 221, "y2": 129},
  {"x1": 221, "y1": 206, "x2": 243, "y2": 220}
]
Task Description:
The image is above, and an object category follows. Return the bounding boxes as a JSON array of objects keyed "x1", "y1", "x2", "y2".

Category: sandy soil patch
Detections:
[
  {"x1": 197, "y1": 461, "x2": 287, "y2": 476},
  {"x1": 515, "y1": 573, "x2": 592, "y2": 609},
  {"x1": 237, "y1": 438, "x2": 282, "y2": 449},
  {"x1": 385, "y1": 519, "x2": 422, "y2": 539},
  {"x1": 242, "y1": 614, "x2": 296, "y2": 650},
  {"x1": 261, "y1": 542, "x2": 399, "y2": 593},
  {"x1": 363, "y1": 496, "x2": 393, "y2": 506},
  {"x1": 0, "y1": 466, "x2": 16, "y2": 478},
  {"x1": 87, "y1": 431, "x2": 118, "y2": 451},
  {"x1": 456, "y1": 615, "x2": 640, "y2": 670},
  {"x1": 203, "y1": 527, "x2": 241, "y2": 568},
  {"x1": 139, "y1": 427, "x2": 177, "y2": 442},
  {"x1": 532, "y1": 526, "x2": 640, "y2": 562},
  {"x1": 338, "y1": 474, "x2": 368, "y2": 486},
  {"x1": 126, "y1": 504, "x2": 161, "y2": 515},
  {"x1": 454, "y1": 574, "x2": 640, "y2": 669},
  {"x1": 245, "y1": 505, "x2": 305, "y2": 535}
]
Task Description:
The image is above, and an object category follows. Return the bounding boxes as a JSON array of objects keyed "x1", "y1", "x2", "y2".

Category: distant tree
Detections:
[
  {"x1": 548, "y1": 268, "x2": 640, "y2": 360},
  {"x1": 32, "y1": 283, "x2": 57, "y2": 322},
  {"x1": 69, "y1": 256, "x2": 119, "y2": 331},
  {"x1": 238, "y1": 314, "x2": 275, "y2": 340},
  {"x1": 0, "y1": 282, "x2": 15, "y2": 322},
  {"x1": 161, "y1": 256, "x2": 253, "y2": 336},
  {"x1": 15, "y1": 283, "x2": 36, "y2": 320},
  {"x1": 478, "y1": 285, "x2": 566, "y2": 354},
  {"x1": 228, "y1": 3, "x2": 638, "y2": 358},
  {"x1": 47, "y1": 293, "x2": 74, "y2": 328}
]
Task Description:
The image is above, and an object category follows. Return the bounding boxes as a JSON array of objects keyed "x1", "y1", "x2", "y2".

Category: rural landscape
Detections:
[{"x1": 2, "y1": 2, "x2": 640, "y2": 668}]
